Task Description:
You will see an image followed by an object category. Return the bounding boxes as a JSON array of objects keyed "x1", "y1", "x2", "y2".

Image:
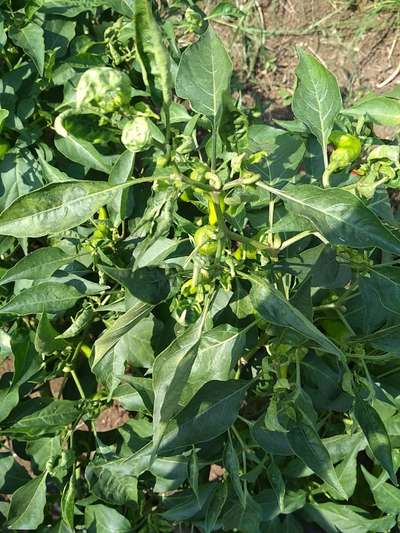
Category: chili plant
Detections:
[{"x1": 1, "y1": 1, "x2": 400, "y2": 532}]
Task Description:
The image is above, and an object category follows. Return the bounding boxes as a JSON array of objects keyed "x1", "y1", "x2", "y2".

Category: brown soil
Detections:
[{"x1": 212, "y1": 0, "x2": 400, "y2": 120}]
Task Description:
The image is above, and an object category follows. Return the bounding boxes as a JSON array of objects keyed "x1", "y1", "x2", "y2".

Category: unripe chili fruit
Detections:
[
  {"x1": 207, "y1": 194, "x2": 225, "y2": 226},
  {"x1": 328, "y1": 131, "x2": 361, "y2": 172},
  {"x1": 76, "y1": 67, "x2": 132, "y2": 113},
  {"x1": 0, "y1": 138, "x2": 10, "y2": 160},
  {"x1": 80, "y1": 343, "x2": 92, "y2": 358},
  {"x1": 91, "y1": 206, "x2": 109, "y2": 241},
  {"x1": 121, "y1": 116, "x2": 152, "y2": 153},
  {"x1": 233, "y1": 242, "x2": 257, "y2": 260},
  {"x1": 193, "y1": 225, "x2": 219, "y2": 256},
  {"x1": 320, "y1": 319, "x2": 350, "y2": 344}
]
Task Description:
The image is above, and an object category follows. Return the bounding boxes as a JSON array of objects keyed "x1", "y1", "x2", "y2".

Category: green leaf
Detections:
[
  {"x1": 188, "y1": 447, "x2": 200, "y2": 504},
  {"x1": 0, "y1": 109, "x2": 9, "y2": 129},
  {"x1": 0, "y1": 282, "x2": 83, "y2": 315},
  {"x1": 224, "y1": 437, "x2": 246, "y2": 507},
  {"x1": 56, "y1": 305, "x2": 94, "y2": 340},
  {"x1": 35, "y1": 313, "x2": 68, "y2": 354},
  {"x1": 247, "y1": 125, "x2": 306, "y2": 184},
  {"x1": 362, "y1": 465, "x2": 400, "y2": 514},
  {"x1": 0, "y1": 181, "x2": 118, "y2": 238},
  {"x1": 260, "y1": 182, "x2": 400, "y2": 254},
  {"x1": 84, "y1": 504, "x2": 132, "y2": 533},
  {"x1": 114, "y1": 315, "x2": 156, "y2": 369},
  {"x1": 354, "y1": 394, "x2": 396, "y2": 484},
  {"x1": 160, "y1": 380, "x2": 251, "y2": 454},
  {"x1": 224, "y1": 494, "x2": 264, "y2": 533},
  {"x1": 7, "y1": 472, "x2": 47, "y2": 530},
  {"x1": 325, "y1": 446, "x2": 360, "y2": 500},
  {"x1": 292, "y1": 48, "x2": 342, "y2": 154},
  {"x1": 100, "y1": 265, "x2": 170, "y2": 304},
  {"x1": 183, "y1": 324, "x2": 247, "y2": 400},
  {"x1": 208, "y1": 2, "x2": 245, "y2": 19},
  {"x1": 360, "y1": 266, "x2": 400, "y2": 316},
  {"x1": 55, "y1": 136, "x2": 113, "y2": 173},
  {"x1": 176, "y1": 26, "x2": 232, "y2": 117},
  {"x1": 134, "y1": 0, "x2": 171, "y2": 105},
  {"x1": 152, "y1": 315, "x2": 206, "y2": 453},
  {"x1": 61, "y1": 474, "x2": 75, "y2": 530},
  {"x1": 122, "y1": 375, "x2": 154, "y2": 412},
  {"x1": 113, "y1": 382, "x2": 148, "y2": 412},
  {"x1": 287, "y1": 422, "x2": 347, "y2": 499},
  {"x1": 108, "y1": 150, "x2": 134, "y2": 224},
  {"x1": 0, "y1": 453, "x2": 31, "y2": 494},
  {"x1": 0, "y1": 328, "x2": 41, "y2": 422},
  {"x1": 343, "y1": 95, "x2": 400, "y2": 126},
  {"x1": 249, "y1": 276, "x2": 342, "y2": 357},
  {"x1": 9, "y1": 23, "x2": 45, "y2": 76},
  {"x1": 204, "y1": 481, "x2": 228, "y2": 533},
  {"x1": 86, "y1": 462, "x2": 138, "y2": 505},
  {"x1": 0, "y1": 247, "x2": 76, "y2": 285},
  {"x1": 93, "y1": 300, "x2": 152, "y2": 367},
  {"x1": 305, "y1": 502, "x2": 395, "y2": 533},
  {"x1": 267, "y1": 459, "x2": 285, "y2": 512},
  {"x1": 2, "y1": 398, "x2": 80, "y2": 438}
]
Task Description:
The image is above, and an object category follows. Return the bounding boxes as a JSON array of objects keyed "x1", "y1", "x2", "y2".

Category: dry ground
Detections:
[{"x1": 209, "y1": 0, "x2": 400, "y2": 120}]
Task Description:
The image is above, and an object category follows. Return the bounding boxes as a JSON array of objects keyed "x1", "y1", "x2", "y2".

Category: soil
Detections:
[{"x1": 212, "y1": 0, "x2": 400, "y2": 122}]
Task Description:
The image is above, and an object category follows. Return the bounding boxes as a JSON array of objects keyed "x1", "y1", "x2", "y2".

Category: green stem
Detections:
[
  {"x1": 164, "y1": 103, "x2": 171, "y2": 162},
  {"x1": 211, "y1": 115, "x2": 217, "y2": 172},
  {"x1": 231, "y1": 425, "x2": 247, "y2": 452},
  {"x1": 228, "y1": 230, "x2": 271, "y2": 252},
  {"x1": 336, "y1": 309, "x2": 356, "y2": 336},
  {"x1": 70, "y1": 369, "x2": 86, "y2": 400},
  {"x1": 279, "y1": 230, "x2": 315, "y2": 251},
  {"x1": 377, "y1": 366, "x2": 400, "y2": 380},
  {"x1": 361, "y1": 357, "x2": 375, "y2": 400},
  {"x1": 322, "y1": 168, "x2": 331, "y2": 188}
]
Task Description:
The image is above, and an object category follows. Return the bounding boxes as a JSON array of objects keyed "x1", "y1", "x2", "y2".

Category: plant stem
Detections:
[
  {"x1": 211, "y1": 115, "x2": 217, "y2": 172},
  {"x1": 164, "y1": 103, "x2": 171, "y2": 162},
  {"x1": 279, "y1": 230, "x2": 315, "y2": 251},
  {"x1": 70, "y1": 369, "x2": 86, "y2": 400},
  {"x1": 231, "y1": 425, "x2": 247, "y2": 452},
  {"x1": 228, "y1": 229, "x2": 271, "y2": 252},
  {"x1": 322, "y1": 168, "x2": 331, "y2": 188}
]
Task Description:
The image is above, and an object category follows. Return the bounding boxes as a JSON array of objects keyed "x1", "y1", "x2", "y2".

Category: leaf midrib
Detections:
[
  {"x1": 0, "y1": 182, "x2": 113, "y2": 229},
  {"x1": 262, "y1": 183, "x2": 400, "y2": 247}
]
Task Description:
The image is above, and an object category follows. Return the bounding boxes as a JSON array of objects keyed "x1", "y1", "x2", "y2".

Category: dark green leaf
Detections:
[
  {"x1": 292, "y1": 48, "x2": 342, "y2": 153},
  {"x1": 152, "y1": 315, "x2": 206, "y2": 452},
  {"x1": 204, "y1": 481, "x2": 228, "y2": 533},
  {"x1": 9, "y1": 23, "x2": 45, "y2": 75},
  {"x1": 2, "y1": 399, "x2": 80, "y2": 438},
  {"x1": 0, "y1": 247, "x2": 77, "y2": 285},
  {"x1": 7, "y1": 472, "x2": 47, "y2": 530},
  {"x1": 61, "y1": 474, "x2": 75, "y2": 530},
  {"x1": 0, "y1": 181, "x2": 120, "y2": 238},
  {"x1": 0, "y1": 283, "x2": 83, "y2": 315},
  {"x1": 287, "y1": 422, "x2": 347, "y2": 498},
  {"x1": 250, "y1": 276, "x2": 342, "y2": 357},
  {"x1": 354, "y1": 394, "x2": 396, "y2": 484},
  {"x1": 160, "y1": 380, "x2": 251, "y2": 454},
  {"x1": 362, "y1": 465, "x2": 400, "y2": 514},
  {"x1": 260, "y1": 182, "x2": 400, "y2": 254},
  {"x1": 84, "y1": 504, "x2": 132, "y2": 533},
  {"x1": 176, "y1": 26, "x2": 232, "y2": 117}
]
